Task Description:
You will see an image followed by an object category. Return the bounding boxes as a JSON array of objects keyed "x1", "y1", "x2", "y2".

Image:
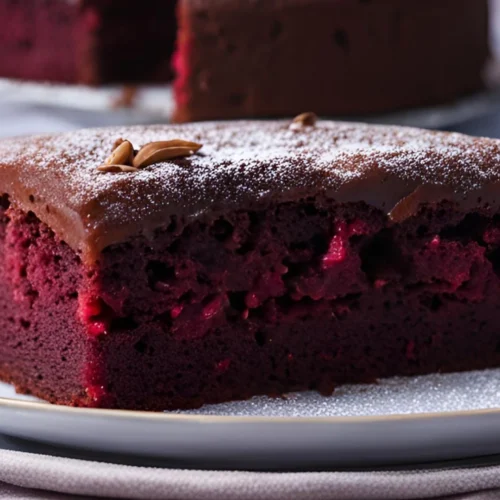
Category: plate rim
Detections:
[{"x1": 2, "y1": 394, "x2": 500, "y2": 425}]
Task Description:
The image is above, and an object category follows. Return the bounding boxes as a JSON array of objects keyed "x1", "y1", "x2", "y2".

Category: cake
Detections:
[
  {"x1": 0, "y1": 0, "x2": 177, "y2": 84},
  {"x1": 0, "y1": 0, "x2": 490, "y2": 117},
  {"x1": 173, "y1": 0, "x2": 490, "y2": 121},
  {"x1": 1, "y1": 116, "x2": 500, "y2": 410}
]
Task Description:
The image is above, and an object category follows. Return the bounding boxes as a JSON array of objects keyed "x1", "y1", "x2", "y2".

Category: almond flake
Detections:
[
  {"x1": 133, "y1": 140, "x2": 202, "y2": 169},
  {"x1": 289, "y1": 112, "x2": 318, "y2": 131},
  {"x1": 113, "y1": 138, "x2": 126, "y2": 149},
  {"x1": 97, "y1": 164, "x2": 139, "y2": 173},
  {"x1": 105, "y1": 140, "x2": 134, "y2": 166}
]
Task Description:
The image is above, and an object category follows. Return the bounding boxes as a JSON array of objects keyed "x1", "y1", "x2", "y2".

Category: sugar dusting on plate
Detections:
[{"x1": 174, "y1": 369, "x2": 500, "y2": 418}]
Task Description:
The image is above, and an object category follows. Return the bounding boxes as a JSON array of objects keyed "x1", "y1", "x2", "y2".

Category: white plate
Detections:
[{"x1": 2, "y1": 370, "x2": 500, "y2": 470}]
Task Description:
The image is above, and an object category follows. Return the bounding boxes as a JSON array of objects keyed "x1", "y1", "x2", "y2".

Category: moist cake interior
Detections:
[{"x1": 2, "y1": 196, "x2": 500, "y2": 409}]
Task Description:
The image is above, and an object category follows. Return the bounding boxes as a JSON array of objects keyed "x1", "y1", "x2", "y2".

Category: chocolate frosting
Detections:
[{"x1": 1, "y1": 119, "x2": 500, "y2": 264}]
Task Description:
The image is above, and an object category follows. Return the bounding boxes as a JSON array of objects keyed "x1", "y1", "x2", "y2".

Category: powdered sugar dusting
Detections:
[
  {"x1": 169, "y1": 368, "x2": 500, "y2": 418},
  {"x1": 1, "y1": 120, "x2": 500, "y2": 257}
]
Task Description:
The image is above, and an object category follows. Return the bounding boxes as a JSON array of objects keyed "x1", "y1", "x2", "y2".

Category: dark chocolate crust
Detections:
[{"x1": 1, "y1": 119, "x2": 500, "y2": 263}]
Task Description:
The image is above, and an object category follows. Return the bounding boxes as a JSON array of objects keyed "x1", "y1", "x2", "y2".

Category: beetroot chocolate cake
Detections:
[
  {"x1": 1, "y1": 117, "x2": 500, "y2": 410},
  {"x1": 173, "y1": 0, "x2": 490, "y2": 121},
  {"x1": 0, "y1": 0, "x2": 490, "y2": 117},
  {"x1": 0, "y1": 0, "x2": 177, "y2": 84}
]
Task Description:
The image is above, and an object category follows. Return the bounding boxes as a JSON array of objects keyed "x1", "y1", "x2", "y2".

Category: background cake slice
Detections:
[
  {"x1": 173, "y1": 0, "x2": 490, "y2": 121},
  {"x1": 0, "y1": 0, "x2": 177, "y2": 84},
  {"x1": 0, "y1": 0, "x2": 490, "y2": 118},
  {"x1": 1, "y1": 118, "x2": 500, "y2": 410}
]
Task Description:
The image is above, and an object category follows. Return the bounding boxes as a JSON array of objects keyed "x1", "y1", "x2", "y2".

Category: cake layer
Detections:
[
  {"x1": 0, "y1": 200, "x2": 89, "y2": 406},
  {"x1": 1, "y1": 119, "x2": 500, "y2": 410},
  {"x1": 90, "y1": 199, "x2": 500, "y2": 409},
  {"x1": 2, "y1": 198, "x2": 500, "y2": 409}
]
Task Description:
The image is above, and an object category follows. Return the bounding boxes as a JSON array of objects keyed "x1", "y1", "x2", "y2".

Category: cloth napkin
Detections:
[{"x1": 2, "y1": 448, "x2": 500, "y2": 500}]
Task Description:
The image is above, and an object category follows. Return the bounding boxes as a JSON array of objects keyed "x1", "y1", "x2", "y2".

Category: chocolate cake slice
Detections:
[
  {"x1": 173, "y1": 0, "x2": 490, "y2": 121},
  {"x1": 0, "y1": 0, "x2": 490, "y2": 118},
  {"x1": 0, "y1": 0, "x2": 177, "y2": 84},
  {"x1": 1, "y1": 117, "x2": 500, "y2": 410}
]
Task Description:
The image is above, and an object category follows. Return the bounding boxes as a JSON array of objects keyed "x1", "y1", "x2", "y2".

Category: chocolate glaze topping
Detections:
[{"x1": 1, "y1": 119, "x2": 500, "y2": 264}]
